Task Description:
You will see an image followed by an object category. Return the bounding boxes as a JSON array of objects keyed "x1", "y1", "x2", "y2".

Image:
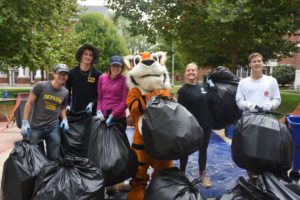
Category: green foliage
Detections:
[
  {"x1": 75, "y1": 13, "x2": 129, "y2": 72},
  {"x1": 107, "y1": 0, "x2": 300, "y2": 72},
  {"x1": 272, "y1": 65, "x2": 295, "y2": 86},
  {"x1": 0, "y1": 0, "x2": 78, "y2": 72}
]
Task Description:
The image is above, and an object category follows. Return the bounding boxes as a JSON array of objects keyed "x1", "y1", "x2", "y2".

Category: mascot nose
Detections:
[{"x1": 142, "y1": 59, "x2": 155, "y2": 66}]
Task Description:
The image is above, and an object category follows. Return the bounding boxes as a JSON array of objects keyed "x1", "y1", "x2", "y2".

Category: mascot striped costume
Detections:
[{"x1": 124, "y1": 52, "x2": 173, "y2": 200}]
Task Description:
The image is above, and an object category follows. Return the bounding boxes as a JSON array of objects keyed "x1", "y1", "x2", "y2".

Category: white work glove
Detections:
[
  {"x1": 85, "y1": 102, "x2": 93, "y2": 114},
  {"x1": 66, "y1": 105, "x2": 71, "y2": 112},
  {"x1": 96, "y1": 110, "x2": 105, "y2": 121},
  {"x1": 21, "y1": 120, "x2": 31, "y2": 138},
  {"x1": 262, "y1": 103, "x2": 272, "y2": 112},
  {"x1": 60, "y1": 118, "x2": 69, "y2": 133},
  {"x1": 248, "y1": 104, "x2": 258, "y2": 112}
]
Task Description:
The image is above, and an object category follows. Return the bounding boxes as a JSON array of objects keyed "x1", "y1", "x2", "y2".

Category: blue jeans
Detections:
[{"x1": 29, "y1": 125, "x2": 61, "y2": 160}]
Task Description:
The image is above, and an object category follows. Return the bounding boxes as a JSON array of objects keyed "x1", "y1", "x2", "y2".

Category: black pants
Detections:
[{"x1": 180, "y1": 128, "x2": 212, "y2": 173}]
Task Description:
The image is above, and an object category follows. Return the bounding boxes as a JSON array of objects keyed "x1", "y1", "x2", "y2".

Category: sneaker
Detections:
[{"x1": 199, "y1": 175, "x2": 212, "y2": 188}]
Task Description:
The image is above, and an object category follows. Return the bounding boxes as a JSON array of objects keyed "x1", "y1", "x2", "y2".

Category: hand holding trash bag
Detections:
[
  {"x1": 66, "y1": 105, "x2": 71, "y2": 113},
  {"x1": 21, "y1": 120, "x2": 31, "y2": 137},
  {"x1": 106, "y1": 114, "x2": 113, "y2": 126},
  {"x1": 96, "y1": 110, "x2": 105, "y2": 121},
  {"x1": 60, "y1": 118, "x2": 69, "y2": 133},
  {"x1": 85, "y1": 102, "x2": 94, "y2": 114},
  {"x1": 262, "y1": 103, "x2": 272, "y2": 112},
  {"x1": 248, "y1": 104, "x2": 258, "y2": 112}
]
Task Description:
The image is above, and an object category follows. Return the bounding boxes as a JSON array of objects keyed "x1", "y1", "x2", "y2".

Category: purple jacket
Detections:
[{"x1": 97, "y1": 73, "x2": 128, "y2": 118}]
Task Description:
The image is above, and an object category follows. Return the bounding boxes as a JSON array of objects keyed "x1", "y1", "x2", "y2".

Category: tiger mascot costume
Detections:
[{"x1": 124, "y1": 52, "x2": 173, "y2": 200}]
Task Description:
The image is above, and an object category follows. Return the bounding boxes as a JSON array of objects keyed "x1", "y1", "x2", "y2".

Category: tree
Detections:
[
  {"x1": 272, "y1": 65, "x2": 295, "y2": 86},
  {"x1": 0, "y1": 0, "x2": 78, "y2": 73},
  {"x1": 75, "y1": 13, "x2": 128, "y2": 72},
  {"x1": 107, "y1": 0, "x2": 300, "y2": 72}
]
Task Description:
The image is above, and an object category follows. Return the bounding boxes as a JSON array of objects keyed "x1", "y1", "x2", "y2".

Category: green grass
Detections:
[{"x1": 0, "y1": 88, "x2": 31, "y2": 98}]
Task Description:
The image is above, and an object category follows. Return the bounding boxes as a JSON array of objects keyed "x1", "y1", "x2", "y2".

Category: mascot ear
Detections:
[
  {"x1": 156, "y1": 51, "x2": 167, "y2": 66},
  {"x1": 124, "y1": 55, "x2": 135, "y2": 70}
]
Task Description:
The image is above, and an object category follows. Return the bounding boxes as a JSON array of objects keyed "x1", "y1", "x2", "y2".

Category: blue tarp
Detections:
[{"x1": 113, "y1": 128, "x2": 246, "y2": 199}]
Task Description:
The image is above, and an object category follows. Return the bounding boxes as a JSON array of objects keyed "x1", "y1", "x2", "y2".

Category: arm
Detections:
[
  {"x1": 177, "y1": 87, "x2": 189, "y2": 109},
  {"x1": 269, "y1": 78, "x2": 281, "y2": 110},
  {"x1": 96, "y1": 75, "x2": 103, "y2": 111},
  {"x1": 126, "y1": 88, "x2": 147, "y2": 122},
  {"x1": 65, "y1": 71, "x2": 72, "y2": 106},
  {"x1": 235, "y1": 81, "x2": 252, "y2": 111}
]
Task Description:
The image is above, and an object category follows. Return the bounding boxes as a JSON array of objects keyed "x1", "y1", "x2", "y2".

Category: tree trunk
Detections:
[{"x1": 41, "y1": 66, "x2": 44, "y2": 81}]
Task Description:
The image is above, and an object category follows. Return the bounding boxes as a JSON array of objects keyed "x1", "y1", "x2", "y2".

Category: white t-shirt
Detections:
[{"x1": 236, "y1": 75, "x2": 281, "y2": 110}]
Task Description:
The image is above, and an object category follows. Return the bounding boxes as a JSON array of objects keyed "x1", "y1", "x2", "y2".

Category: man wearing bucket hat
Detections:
[
  {"x1": 65, "y1": 44, "x2": 102, "y2": 115},
  {"x1": 21, "y1": 64, "x2": 69, "y2": 160}
]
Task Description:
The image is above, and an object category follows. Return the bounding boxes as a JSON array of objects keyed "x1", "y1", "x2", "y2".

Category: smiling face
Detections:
[
  {"x1": 126, "y1": 52, "x2": 170, "y2": 92},
  {"x1": 249, "y1": 54, "x2": 263, "y2": 78},
  {"x1": 81, "y1": 49, "x2": 94, "y2": 66},
  {"x1": 53, "y1": 72, "x2": 68, "y2": 86},
  {"x1": 110, "y1": 64, "x2": 123, "y2": 79},
  {"x1": 184, "y1": 63, "x2": 198, "y2": 83}
]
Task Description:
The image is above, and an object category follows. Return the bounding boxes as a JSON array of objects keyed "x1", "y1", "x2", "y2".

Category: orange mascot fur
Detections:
[{"x1": 124, "y1": 52, "x2": 173, "y2": 200}]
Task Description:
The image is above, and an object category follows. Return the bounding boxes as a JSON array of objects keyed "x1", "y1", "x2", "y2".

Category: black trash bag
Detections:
[
  {"x1": 217, "y1": 176, "x2": 279, "y2": 200},
  {"x1": 84, "y1": 118, "x2": 137, "y2": 186},
  {"x1": 142, "y1": 96, "x2": 203, "y2": 160},
  {"x1": 145, "y1": 167, "x2": 206, "y2": 200},
  {"x1": 232, "y1": 111, "x2": 294, "y2": 174},
  {"x1": 15, "y1": 99, "x2": 27, "y2": 129},
  {"x1": 60, "y1": 111, "x2": 92, "y2": 157},
  {"x1": 206, "y1": 80, "x2": 242, "y2": 130},
  {"x1": 256, "y1": 172, "x2": 300, "y2": 200},
  {"x1": 209, "y1": 66, "x2": 236, "y2": 82},
  {"x1": 32, "y1": 156, "x2": 104, "y2": 200},
  {"x1": 1, "y1": 141, "x2": 49, "y2": 200}
]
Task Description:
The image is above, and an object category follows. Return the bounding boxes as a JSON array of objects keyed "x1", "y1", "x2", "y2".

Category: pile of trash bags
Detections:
[
  {"x1": 217, "y1": 173, "x2": 300, "y2": 200},
  {"x1": 206, "y1": 66, "x2": 242, "y2": 130}
]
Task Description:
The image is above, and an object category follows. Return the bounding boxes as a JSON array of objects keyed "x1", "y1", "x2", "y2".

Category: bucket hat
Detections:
[{"x1": 76, "y1": 44, "x2": 100, "y2": 64}]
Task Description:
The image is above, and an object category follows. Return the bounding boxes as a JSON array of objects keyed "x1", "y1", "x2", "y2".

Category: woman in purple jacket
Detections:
[{"x1": 96, "y1": 55, "x2": 128, "y2": 133}]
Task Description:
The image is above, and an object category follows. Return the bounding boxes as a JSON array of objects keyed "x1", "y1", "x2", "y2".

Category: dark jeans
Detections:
[
  {"x1": 180, "y1": 128, "x2": 212, "y2": 173},
  {"x1": 29, "y1": 125, "x2": 61, "y2": 160}
]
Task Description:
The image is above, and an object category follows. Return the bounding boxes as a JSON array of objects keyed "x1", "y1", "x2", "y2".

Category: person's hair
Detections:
[
  {"x1": 248, "y1": 52, "x2": 263, "y2": 62},
  {"x1": 184, "y1": 62, "x2": 198, "y2": 72}
]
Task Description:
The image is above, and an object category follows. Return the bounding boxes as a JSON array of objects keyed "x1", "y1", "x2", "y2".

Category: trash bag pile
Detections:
[
  {"x1": 145, "y1": 167, "x2": 206, "y2": 200},
  {"x1": 84, "y1": 118, "x2": 138, "y2": 186},
  {"x1": 32, "y1": 156, "x2": 104, "y2": 200},
  {"x1": 217, "y1": 173, "x2": 300, "y2": 200},
  {"x1": 1, "y1": 141, "x2": 49, "y2": 200},
  {"x1": 232, "y1": 111, "x2": 294, "y2": 174},
  {"x1": 142, "y1": 96, "x2": 203, "y2": 160},
  {"x1": 206, "y1": 66, "x2": 242, "y2": 130}
]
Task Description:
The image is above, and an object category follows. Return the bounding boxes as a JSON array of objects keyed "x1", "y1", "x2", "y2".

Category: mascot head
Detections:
[{"x1": 124, "y1": 51, "x2": 171, "y2": 93}]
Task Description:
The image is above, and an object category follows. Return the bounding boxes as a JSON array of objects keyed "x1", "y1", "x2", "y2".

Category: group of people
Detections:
[
  {"x1": 20, "y1": 46, "x2": 281, "y2": 190},
  {"x1": 20, "y1": 44, "x2": 128, "y2": 161}
]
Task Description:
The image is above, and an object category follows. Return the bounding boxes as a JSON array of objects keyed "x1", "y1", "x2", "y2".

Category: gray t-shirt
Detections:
[{"x1": 30, "y1": 81, "x2": 68, "y2": 129}]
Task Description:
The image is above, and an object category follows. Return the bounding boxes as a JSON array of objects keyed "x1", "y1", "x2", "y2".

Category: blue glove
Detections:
[
  {"x1": 85, "y1": 102, "x2": 93, "y2": 114},
  {"x1": 60, "y1": 118, "x2": 69, "y2": 133},
  {"x1": 248, "y1": 104, "x2": 258, "y2": 112},
  {"x1": 262, "y1": 103, "x2": 272, "y2": 112},
  {"x1": 106, "y1": 114, "x2": 113, "y2": 126},
  {"x1": 96, "y1": 110, "x2": 105, "y2": 121},
  {"x1": 21, "y1": 120, "x2": 31, "y2": 138}
]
